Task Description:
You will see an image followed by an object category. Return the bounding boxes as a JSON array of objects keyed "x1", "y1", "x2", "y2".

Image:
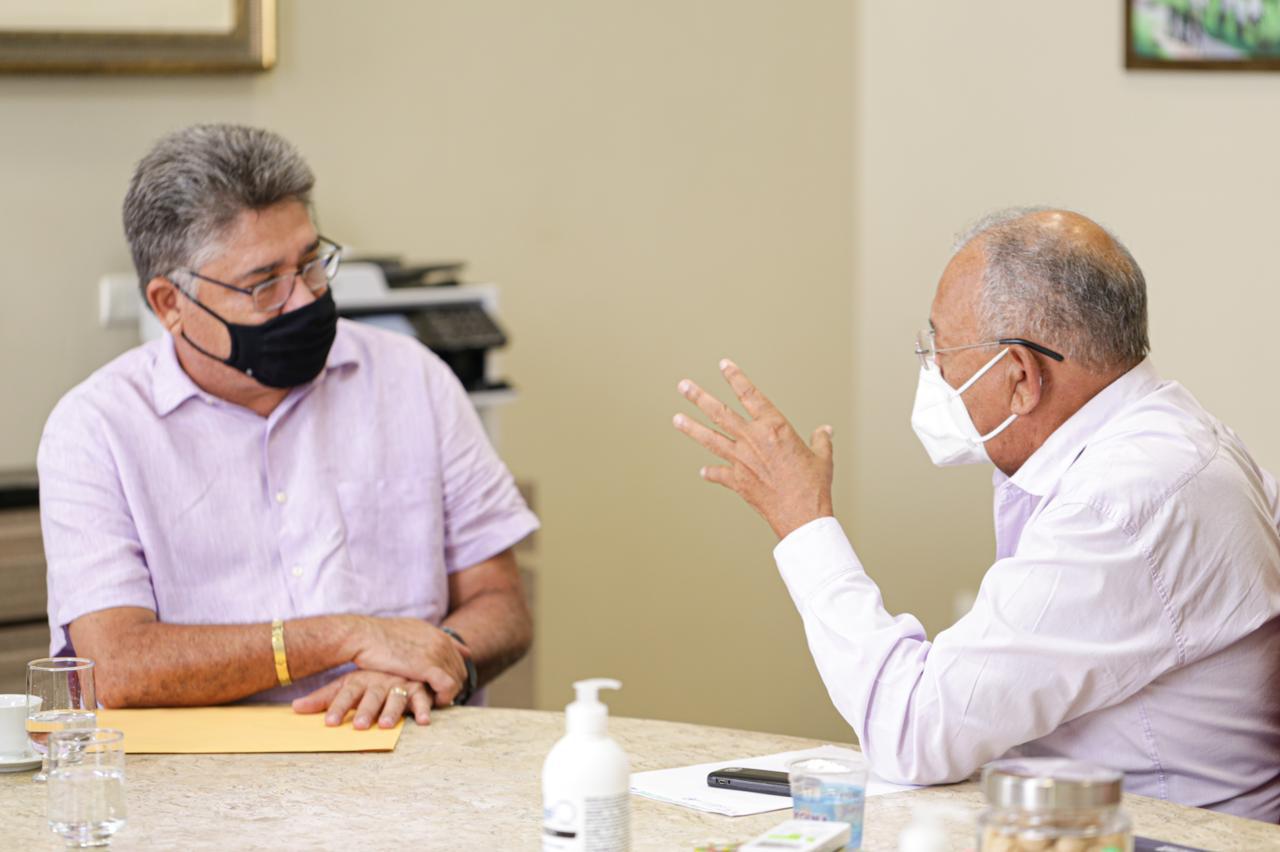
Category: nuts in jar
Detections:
[{"x1": 977, "y1": 759, "x2": 1132, "y2": 852}]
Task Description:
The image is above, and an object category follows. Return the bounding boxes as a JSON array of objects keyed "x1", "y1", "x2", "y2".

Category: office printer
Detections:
[{"x1": 328, "y1": 261, "x2": 510, "y2": 394}]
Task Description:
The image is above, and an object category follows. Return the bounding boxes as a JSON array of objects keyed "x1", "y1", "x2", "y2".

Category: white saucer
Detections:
[{"x1": 0, "y1": 751, "x2": 41, "y2": 773}]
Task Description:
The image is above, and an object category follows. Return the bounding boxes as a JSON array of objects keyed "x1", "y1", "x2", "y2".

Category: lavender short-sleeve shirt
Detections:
[{"x1": 37, "y1": 319, "x2": 539, "y2": 701}]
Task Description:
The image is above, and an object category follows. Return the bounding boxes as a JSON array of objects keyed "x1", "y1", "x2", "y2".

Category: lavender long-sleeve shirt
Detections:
[
  {"x1": 37, "y1": 320, "x2": 539, "y2": 703},
  {"x1": 774, "y1": 359, "x2": 1280, "y2": 821}
]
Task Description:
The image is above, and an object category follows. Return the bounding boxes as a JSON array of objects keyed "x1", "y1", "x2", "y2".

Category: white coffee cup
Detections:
[{"x1": 0, "y1": 693, "x2": 35, "y2": 758}]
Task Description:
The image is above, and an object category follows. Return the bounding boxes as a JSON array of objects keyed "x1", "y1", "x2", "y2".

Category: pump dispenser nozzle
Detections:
[{"x1": 565, "y1": 678, "x2": 622, "y2": 736}]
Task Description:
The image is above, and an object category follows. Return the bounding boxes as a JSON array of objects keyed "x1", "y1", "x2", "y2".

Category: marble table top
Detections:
[{"x1": 2, "y1": 707, "x2": 1276, "y2": 850}]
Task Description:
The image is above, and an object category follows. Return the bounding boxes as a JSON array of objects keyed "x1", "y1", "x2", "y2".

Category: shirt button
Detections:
[
  {"x1": 275, "y1": 491, "x2": 288, "y2": 505},
  {"x1": 291, "y1": 565, "x2": 304, "y2": 578}
]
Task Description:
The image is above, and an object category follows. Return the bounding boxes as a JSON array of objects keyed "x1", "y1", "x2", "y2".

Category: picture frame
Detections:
[
  {"x1": 0, "y1": 0, "x2": 275, "y2": 74},
  {"x1": 1126, "y1": 0, "x2": 1280, "y2": 70}
]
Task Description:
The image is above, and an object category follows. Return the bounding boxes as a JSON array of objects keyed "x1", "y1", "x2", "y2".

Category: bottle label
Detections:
[{"x1": 542, "y1": 792, "x2": 630, "y2": 851}]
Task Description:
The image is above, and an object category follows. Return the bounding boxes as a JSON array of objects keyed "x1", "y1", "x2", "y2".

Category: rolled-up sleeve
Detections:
[
  {"x1": 428, "y1": 363, "x2": 539, "y2": 573},
  {"x1": 37, "y1": 398, "x2": 156, "y2": 655},
  {"x1": 774, "y1": 506, "x2": 1180, "y2": 785}
]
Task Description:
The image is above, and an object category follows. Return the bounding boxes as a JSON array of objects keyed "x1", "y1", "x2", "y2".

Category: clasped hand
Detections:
[
  {"x1": 673, "y1": 359, "x2": 835, "y2": 540},
  {"x1": 294, "y1": 618, "x2": 472, "y2": 729}
]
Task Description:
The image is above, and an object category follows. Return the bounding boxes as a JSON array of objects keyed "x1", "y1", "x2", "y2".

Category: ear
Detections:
[
  {"x1": 145, "y1": 277, "x2": 183, "y2": 333},
  {"x1": 1005, "y1": 345, "x2": 1043, "y2": 416}
]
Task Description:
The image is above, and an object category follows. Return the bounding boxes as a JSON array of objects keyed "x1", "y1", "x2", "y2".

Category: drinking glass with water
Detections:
[
  {"x1": 788, "y1": 755, "x2": 868, "y2": 850},
  {"x1": 47, "y1": 728, "x2": 126, "y2": 848},
  {"x1": 26, "y1": 658, "x2": 98, "y2": 783}
]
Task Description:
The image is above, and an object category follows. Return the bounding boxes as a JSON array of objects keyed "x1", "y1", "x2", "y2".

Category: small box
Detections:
[{"x1": 741, "y1": 818, "x2": 851, "y2": 852}]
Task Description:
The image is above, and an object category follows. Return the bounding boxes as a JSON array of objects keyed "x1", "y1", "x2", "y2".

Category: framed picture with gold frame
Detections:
[{"x1": 0, "y1": 0, "x2": 275, "y2": 73}]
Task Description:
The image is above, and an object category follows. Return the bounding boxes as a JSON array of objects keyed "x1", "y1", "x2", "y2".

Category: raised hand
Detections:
[{"x1": 673, "y1": 359, "x2": 834, "y2": 540}]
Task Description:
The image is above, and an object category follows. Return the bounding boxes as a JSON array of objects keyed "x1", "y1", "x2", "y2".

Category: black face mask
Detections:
[{"x1": 179, "y1": 289, "x2": 339, "y2": 389}]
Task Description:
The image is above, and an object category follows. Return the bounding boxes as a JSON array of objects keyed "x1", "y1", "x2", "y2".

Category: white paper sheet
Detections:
[{"x1": 629, "y1": 744, "x2": 921, "y2": 817}]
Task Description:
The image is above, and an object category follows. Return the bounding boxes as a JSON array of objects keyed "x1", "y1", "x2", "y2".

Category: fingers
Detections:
[
  {"x1": 810, "y1": 424, "x2": 834, "y2": 462},
  {"x1": 422, "y1": 666, "x2": 461, "y2": 706},
  {"x1": 677, "y1": 378, "x2": 748, "y2": 435},
  {"x1": 376, "y1": 682, "x2": 410, "y2": 729},
  {"x1": 291, "y1": 677, "x2": 342, "y2": 714},
  {"x1": 291, "y1": 672, "x2": 431, "y2": 729},
  {"x1": 700, "y1": 464, "x2": 736, "y2": 490},
  {"x1": 352, "y1": 679, "x2": 391, "y2": 730},
  {"x1": 719, "y1": 359, "x2": 777, "y2": 419},
  {"x1": 407, "y1": 684, "x2": 433, "y2": 726},
  {"x1": 441, "y1": 636, "x2": 470, "y2": 682},
  {"x1": 324, "y1": 678, "x2": 365, "y2": 727},
  {"x1": 672, "y1": 413, "x2": 736, "y2": 461}
]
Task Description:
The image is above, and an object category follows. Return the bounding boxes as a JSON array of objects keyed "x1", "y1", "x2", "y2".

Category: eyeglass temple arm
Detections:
[
  {"x1": 998, "y1": 338, "x2": 1066, "y2": 362},
  {"x1": 181, "y1": 270, "x2": 251, "y2": 296}
]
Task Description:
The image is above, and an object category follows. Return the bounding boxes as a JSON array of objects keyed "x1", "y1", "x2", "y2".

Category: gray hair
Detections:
[
  {"x1": 123, "y1": 124, "x2": 315, "y2": 301},
  {"x1": 952, "y1": 206, "x2": 1150, "y2": 372}
]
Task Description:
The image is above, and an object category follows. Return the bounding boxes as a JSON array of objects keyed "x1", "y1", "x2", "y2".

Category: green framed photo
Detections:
[{"x1": 1127, "y1": 0, "x2": 1280, "y2": 69}]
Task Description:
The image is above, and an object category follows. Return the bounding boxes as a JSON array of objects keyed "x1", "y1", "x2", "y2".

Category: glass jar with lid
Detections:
[{"x1": 977, "y1": 758, "x2": 1132, "y2": 852}]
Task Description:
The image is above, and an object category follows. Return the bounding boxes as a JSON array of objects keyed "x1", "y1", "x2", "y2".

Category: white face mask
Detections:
[{"x1": 910, "y1": 347, "x2": 1017, "y2": 467}]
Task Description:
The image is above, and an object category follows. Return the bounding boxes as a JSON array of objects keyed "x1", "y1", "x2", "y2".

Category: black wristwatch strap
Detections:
[{"x1": 442, "y1": 626, "x2": 478, "y2": 705}]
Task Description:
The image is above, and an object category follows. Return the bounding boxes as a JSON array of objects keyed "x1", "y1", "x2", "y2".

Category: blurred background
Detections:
[{"x1": 0, "y1": 1, "x2": 1276, "y2": 742}]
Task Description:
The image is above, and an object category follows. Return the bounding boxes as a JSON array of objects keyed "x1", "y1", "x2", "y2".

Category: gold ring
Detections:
[{"x1": 390, "y1": 686, "x2": 409, "y2": 698}]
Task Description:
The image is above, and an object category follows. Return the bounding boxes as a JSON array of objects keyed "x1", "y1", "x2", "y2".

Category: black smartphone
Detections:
[{"x1": 706, "y1": 767, "x2": 791, "y2": 796}]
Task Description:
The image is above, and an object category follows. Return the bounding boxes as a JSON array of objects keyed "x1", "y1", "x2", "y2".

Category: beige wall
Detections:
[
  {"x1": 851, "y1": 1, "x2": 1280, "y2": 635},
  {"x1": 0, "y1": 2, "x2": 855, "y2": 739}
]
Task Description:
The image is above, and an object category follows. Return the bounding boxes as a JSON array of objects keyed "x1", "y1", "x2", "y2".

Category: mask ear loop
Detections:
[
  {"x1": 976, "y1": 412, "x2": 1017, "y2": 444},
  {"x1": 170, "y1": 280, "x2": 240, "y2": 365},
  {"x1": 956, "y1": 347, "x2": 1010, "y2": 394},
  {"x1": 955, "y1": 348, "x2": 1017, "y2": 444}
]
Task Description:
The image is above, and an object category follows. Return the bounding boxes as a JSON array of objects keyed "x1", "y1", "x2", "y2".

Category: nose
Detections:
[{"x1": 281, "y1": 271, "x2": 317, "y2": 312}]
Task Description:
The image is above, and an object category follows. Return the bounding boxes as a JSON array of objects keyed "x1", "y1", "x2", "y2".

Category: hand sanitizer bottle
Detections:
[{"x1": 542, "y1": 678, "x2": 630, "y2": 851}]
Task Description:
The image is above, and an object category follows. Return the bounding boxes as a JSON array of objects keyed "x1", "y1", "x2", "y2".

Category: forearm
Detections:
[
  {"x1": 82, "y1": 613, "x2": 358, "y2": 708},
  {"x1": 443, "y1": 589, "x2": 532, "y2": 687},
  {"x1": 775, "y1": 514, "x2": 1162, "y2": 786},
  {"x1": 774, "y1": 518, "x2": 963, "y2": 783}
]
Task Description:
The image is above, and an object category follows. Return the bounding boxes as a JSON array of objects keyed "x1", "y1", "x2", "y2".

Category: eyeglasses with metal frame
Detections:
[
  {"x1": 914, "y1": 327, "x2": 1065, "y2": 371},
  {"x1": 169, "y1": 236, "x2": 343, "y2": 313}
]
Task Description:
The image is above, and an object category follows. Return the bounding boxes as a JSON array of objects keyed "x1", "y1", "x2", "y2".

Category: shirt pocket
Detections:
[{"x1": 334, "y1": 476, "x2": 447, "y2": 619}]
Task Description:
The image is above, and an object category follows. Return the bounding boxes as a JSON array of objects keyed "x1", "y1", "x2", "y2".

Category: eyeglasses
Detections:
[
  {"x1": 170, "y1": 236, "x2": 343, "y2": 313},
  {"x1": 914, "y1": 327, "x2": 1065, "y2": 371}
]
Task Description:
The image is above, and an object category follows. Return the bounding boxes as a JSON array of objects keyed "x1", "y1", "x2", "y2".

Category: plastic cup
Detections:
[{"x1": 788, "y1": 755, "x2": 868, "y2": 850}]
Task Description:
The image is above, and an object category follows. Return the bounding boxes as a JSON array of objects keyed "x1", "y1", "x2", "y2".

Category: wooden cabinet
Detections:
[{"x1": 0, "y1": 506, "x2": 48, "y2": 694}]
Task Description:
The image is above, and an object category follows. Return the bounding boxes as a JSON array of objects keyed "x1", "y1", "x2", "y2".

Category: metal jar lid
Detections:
[{"x1": 982, "y1": 758, "x2": 1123, "y2": 811}]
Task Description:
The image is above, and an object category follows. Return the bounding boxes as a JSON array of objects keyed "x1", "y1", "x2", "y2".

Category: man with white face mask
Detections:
[{"x1": 673, "y1": 208, "x2": 1280, "y2": 821}]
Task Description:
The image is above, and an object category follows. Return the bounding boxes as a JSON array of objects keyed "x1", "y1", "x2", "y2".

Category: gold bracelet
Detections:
[{"x1": 271, "y1": 618, "x2": 292, "y2": 687}]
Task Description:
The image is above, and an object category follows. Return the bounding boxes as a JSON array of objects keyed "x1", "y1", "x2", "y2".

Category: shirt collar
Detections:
[
  {"x1": 995, "y1": 357, "x2": 1163, "y2": 497},
  {"x1": 151, "y1": 319, "x2": 361, "y2": 418},
  {"x1": 325, "y1": 319, "x2": 361, "y2": 371},
  {"x1": 151, "y1": 333, "x2": 203, "y2": 417}
]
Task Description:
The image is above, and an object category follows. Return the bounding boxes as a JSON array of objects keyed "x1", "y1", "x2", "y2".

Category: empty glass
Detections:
[
  {"x1": 46, "y1": 728, "x2": 126, "y2": 848},
  {"x1": 26, "y1": 658, "x2": 97, "y2": 782}
]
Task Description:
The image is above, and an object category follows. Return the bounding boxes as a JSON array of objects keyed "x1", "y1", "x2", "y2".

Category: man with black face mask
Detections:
[{"x1": 37, "y1": 125, "x2": 539, "y2": 730}]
